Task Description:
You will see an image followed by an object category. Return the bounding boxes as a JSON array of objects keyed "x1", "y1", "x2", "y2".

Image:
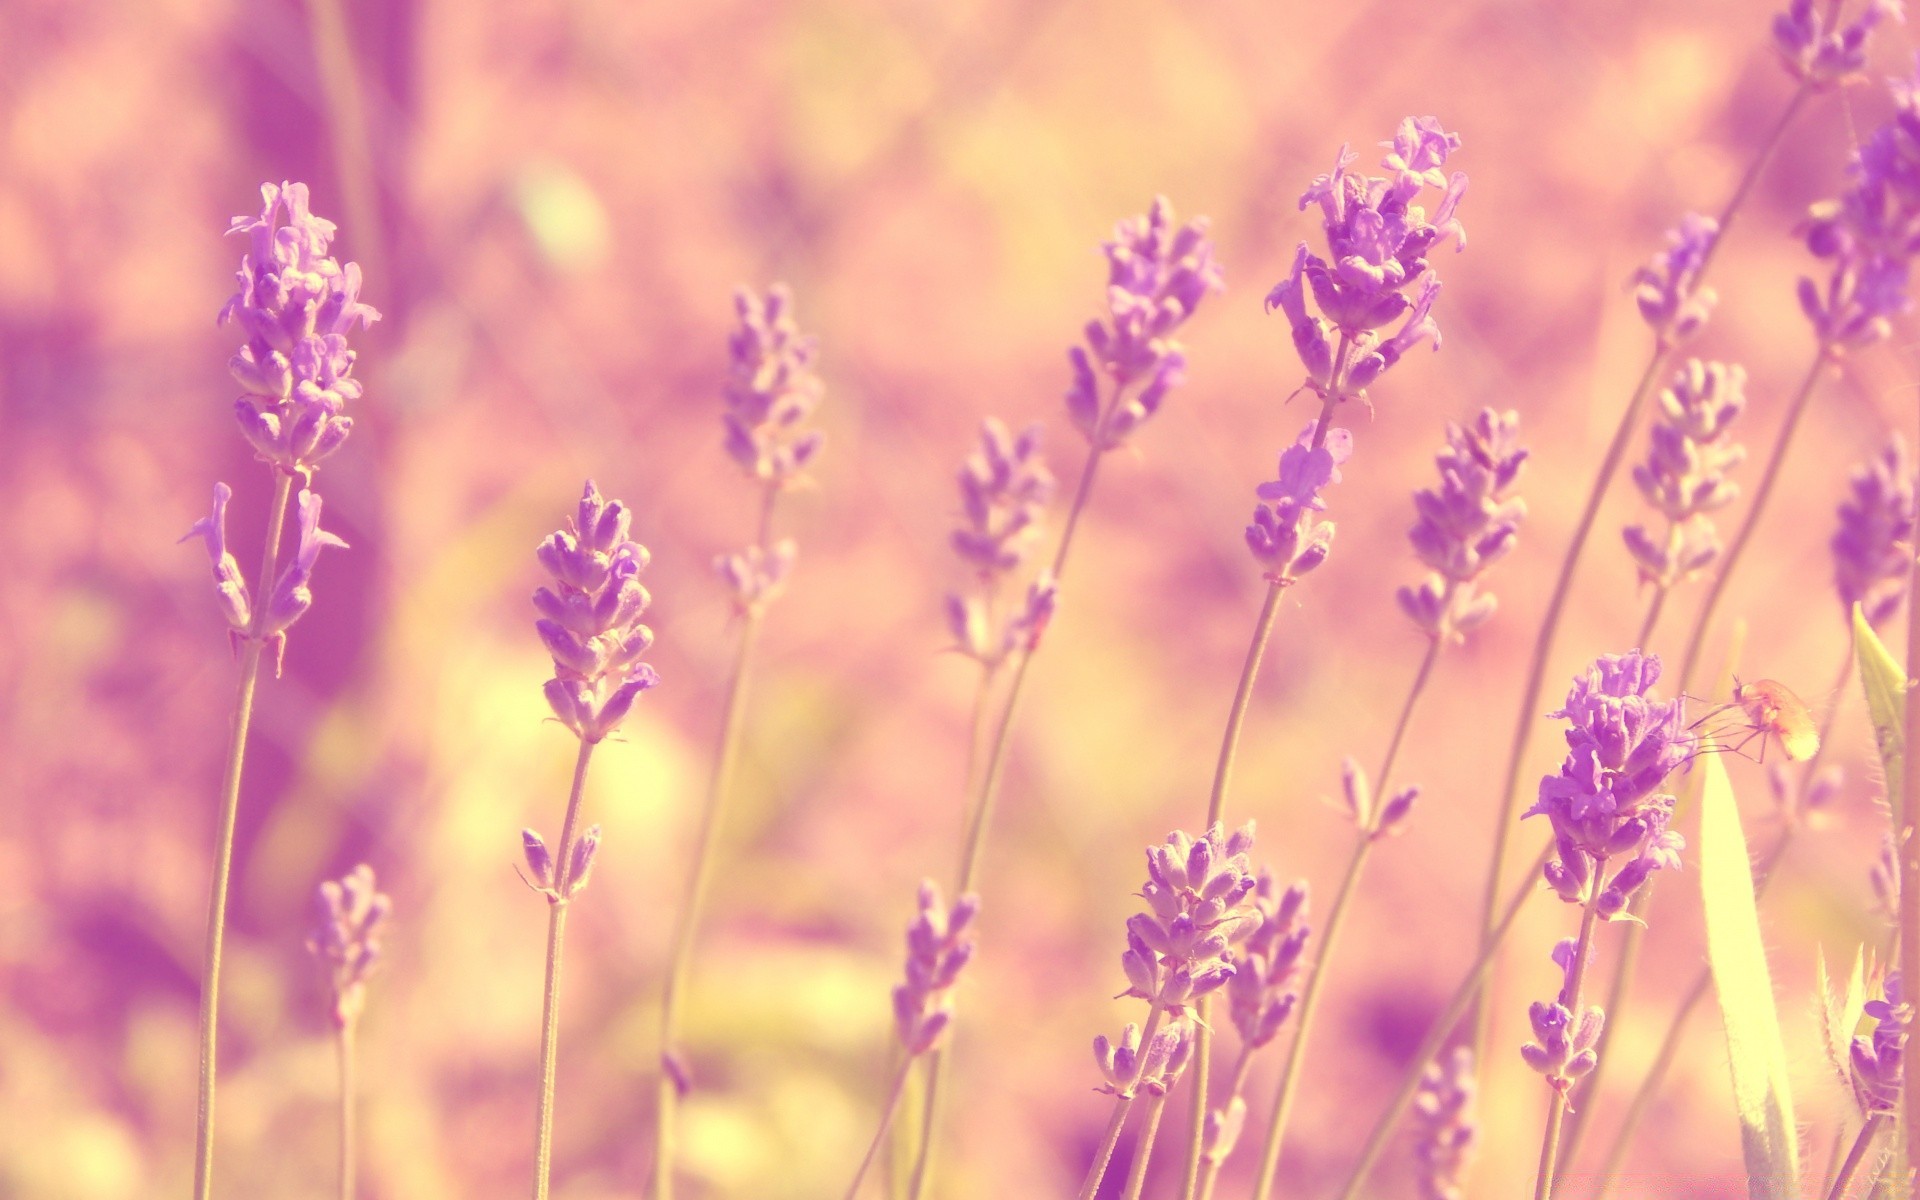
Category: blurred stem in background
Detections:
[
  {"x1": 1902, "y1": 420, "x2": 1920, "y2": 1184},
  {"x1": 335, "y1": 1022, "x2": 356, "y2": 1200},
  {"x1": 193, "y1": 470, "x2": 295, "y2": 1200},
  {"x1": 1471, "y1": 78, "x2": 1811, "y2": 1070}
]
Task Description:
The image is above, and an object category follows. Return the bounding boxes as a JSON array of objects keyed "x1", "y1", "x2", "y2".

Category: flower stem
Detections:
[
  {"x1": 1077, "y1": 1098, "x2": 1135, "y2": 1200},
  {"x1": 1192, "y1": 1050, "x2": 1252, "y2": 1200},
  {"x1": 1636, "y1": 585, "x2": 1668, "y2": 651},
  {"x1": 1120, "y1": 1090, "x2": 1171, "y2": 1200},
  {"x1": 1830, "y1": 1115, "x2": 1888, "y2": 1200},
  {"x1": 845, "y1": 1057, "x2": 916, "y2": 1200},
  {"x1": 654, "y1": 600, "x2": 767, "y2": 1200},
  {"x1": 336, "y1": 1020, "x2": 357, "y2": 1200},
  {"x1": 532, "y1": 738, "x2": 597, "y2": 1200},
  {"x1": 192, "y1": 470, "x2": 296, "y2": 1200},
  {"x1": 1901, "y1": 436, "x2": 1920, "y2": 1174},
  {"x1": 1531, "y1": 867, "x2": 1607, "y2": 1200}
]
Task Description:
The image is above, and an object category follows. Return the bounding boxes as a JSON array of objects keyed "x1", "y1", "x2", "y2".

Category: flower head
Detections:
[
  {"x1": 1117, "y1": 824, "x2": 1262, "y2": 1015},
  {"x1": 944, "y1": 419, "x2": 1058, "y2": 665},
  {"x1": 1245, "y1": 424, "x2": 1353, "y2": 582},
  {"x1": 1834, "y1": 435, "x2": 1917, "y2": 627},
  {"x1": 1521, "y1": 940, "x2": 1606, "y2": 1095},
  {"x1": 722, "y1": 284, "x2": 824, "y2": 486},
  {"x1": 535, "y1": 481, "x2": 660, "y2": 742},
  {"x1": 1224, "y1": 870, "x2": 1309, "y2": 1050},
  {"x1": 1266, "y1": 118, "x2": 1467, "y2": 403},
  {"x1": 1397, "y1": 409, "x2": 1528, "y2": 642},
  {"x1": 1634, "y1": 214, "x2": 1720, "y2": 347},
  {"x1": 1774, "y1": 0, "x2": 1904, "y2": 88},
  {"x1": 1066, "y1": 197, "x2": 1223, "y2": 450},
  {"x1": 307, "y1": 864, "x2": 390, "y2": 1028},
  {"x1": 891, "y1": 881, "x2": 979, "y2": 1057},
  {"x1": 1623, "y1": 360, "x2": 1748, "y2": 590},
  {"x1": 221, "y1": 182, "x2": 379, "y2": 474}
]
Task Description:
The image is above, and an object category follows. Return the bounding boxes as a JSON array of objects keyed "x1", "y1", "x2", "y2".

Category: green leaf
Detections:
[
  {"x1": 1815, "y1": 945, "x2": 1867, "y2": 1112},
  {"x1": 1853, "y1": 604, "x2": 1906, "y2": 815},
  {"x1": 1699, "y1": 745, "x2": 1799, "y2": 1199}
]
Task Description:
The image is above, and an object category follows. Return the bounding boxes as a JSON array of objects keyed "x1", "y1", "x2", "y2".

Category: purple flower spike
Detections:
[
  {"x1": 1413, "y1": 1046, "x2": 1479, "y2": 1200},
  {"x1": 722, "y1": 284, "x2": 825, "y2": 487},
  {"x1": 180, "y1": 482, "x2": 253, "y2": 636},
  {"x1": 1774, "y1": 0, "x2": 1904, "y2": 88},
  {"x1": 1268, "y1": 119, "x2": 1466, "y2": 405},
  {"x1": 307, "y1": 863, "x2": 390, "y2": 1029},
  {"x1": 1623, "y1": 361, "x2": 1747, "y2": 591},
  {"x1": 221, "y1": 182, "x2": 378, "y2": 475},
  {"x1": 535, "y1": 481, "x2": 660, "y2": 743},
  {"x1": 1068, "y1": 198, "x2": 1223, "y2": 450},
  {"x1": 1834, "y1": 435, "x2": 1917, "y2": 627},
  {"x1": 1225, "y1": 870, "x2": 1309, "y2": 1050},
  {"x1": 1397, "y1": 409, "x2": 1528, "y2": 643},
  {"x1": 1850, "y1": 972, "x2": 1910, "y2": 1114},
  {"x1": 1634, "y1": 214, "x2": 1720, "y2": 346},
  {"x1": 945, "y1": 419, "x2": 1057, "y2": 666},
  {"x1": 891, "y1": 881, "x2": 979, "y2": 1057},
  {"x1": 1246, "y1": 423, "x2": 1354, "y2": 583}
]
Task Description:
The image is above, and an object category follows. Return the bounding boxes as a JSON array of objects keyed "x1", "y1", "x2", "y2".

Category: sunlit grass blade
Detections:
[{"x1": 1853, "y1": 603, "x2": 1906, "y2": 810}]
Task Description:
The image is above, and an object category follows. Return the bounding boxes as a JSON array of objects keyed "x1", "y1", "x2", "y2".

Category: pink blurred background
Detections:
[{"x1": 2, "y1": 0, "x2": 1914, "y2": 1195}]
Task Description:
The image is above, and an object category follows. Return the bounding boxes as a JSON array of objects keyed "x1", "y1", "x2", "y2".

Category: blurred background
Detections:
[{"x1": 2, "y1": 0, "x2": 1915, "y2": 1196}]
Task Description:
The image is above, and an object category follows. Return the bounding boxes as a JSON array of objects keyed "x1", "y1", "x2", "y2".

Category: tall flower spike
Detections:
[
  {"x1": 1412, "y1": 1046, "x2": 1479, "y2": 1200},
  {"x1": 535, "y1": 481, "x2": 661, "y2": 743},
  {"x1": 1834, "y1": 435, "x2": 1918, "y2": 627},
  {"x1": 1524, "y1": 651, "x2": 1691, "y2": 916},
  {"x1": 1224, "y1": 870, "x2": 1309, "y2": 1051},
  {"x1": 1774, "y1": 0, "x2": 1904, "y2": 89},
  {"x1": 721, "y1": 284, "x2": 824, "y2": 487},
  {"x1": 1798, "y1": 61, "x2": 1920, "y2": 354},
  {"x1": 1397, "y1": 409, "x2": 1528, "y2": 642},
  {"x1": 1245, "y1": 423, "x2": 1353, "y2": 583},
  {"x1": 1266, "y1": 117, "x2": 1467, "y2": 404},
  {"x1": 307, "y1": 864, "x2": 390, "y2": 1029},
  {"x1": 944, "y1": 418, "x2": 1056, "y2": 666},
  {"x1": 1622, "y1": 360, "x2": 1747, "y2": 591},
  {"x1": 890, "y1": 881, "x2": 979, "y2": 1056},
  {"x1": 1633, "y1": 214, "x2": 1720, "y2": 347},
  {"x1": 221, "y1": 182, "x2": 379, "y2": 475},
  {"x1": 1066, "y1": 197, "x2": 1223, "y2": 450},
  {"x1": 1115, "y1": 824, "x2": 1262, "y2": 1017}
]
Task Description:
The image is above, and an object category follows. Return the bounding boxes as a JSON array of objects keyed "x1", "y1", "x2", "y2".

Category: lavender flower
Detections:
[
  {"x1": 1397, "y1": 409, "x2": 1528, "y2": 642},
  {"x1": 180, "y1": 483, "x2": 252, "y2": 644},
  {"x1": 1623, "y1": 360, "x2": 1747, "y2": 591},
  {"x1": 890, "y1": 881, "x2": 979, "y2": 1056},
  {"x1": 1834, "y1": 435, "x2": 1917, "y2": 627},
  {"x1": 1633, "y1": 214, "x2": 1720, "y2": 347},
  {"x1": 1774, "y1": 0, "x2": 1904, "y2": 88},
  {"x1": 1521, "y1": 939, "x2": 1606, "y2": 1095},
  {"x1": 519, "y1": 824, "x2": 602, "y2": 901},
  {"x1": 945, "y1": 419, "x2": 1058, "y2": 665},
  {"x1": 1224, "y1": 871, "x2": 1309, "y2": 1050},
  {"x1": 1245, "y1": 423, "x2": 1353, "y2": 582},
  {"x1": 535, "y1": 481, "x2": 660, "y2": 743},
  {"x1": 181, "y1": 486, "x2": 347, "y2": 673},
  {"x1": 1266, "y1": 116, "x2": 1467, "y2": 404},
  {"x1": 1524, "y1": 651, "x2": 1690, "y2": 916},
  {"x1": 1340, "y1": 758, "x2": 1420, "y2": 841},
  {"x1": 1119, "y1": 824, "x2": 1262, "y2": 1014},
  {"x1": 721, "y1": 284, "x2": 824, "y2": 486},
  {"x1": 1799, "y1": 63, "x2": 1920, "y2": 353},
  {"x1": 221, "y1": 182, "x2": 379, "y2": 476},
  {"x1": 1065, "y1": 197, "x2": 1224, "y2": 450},
  {"x1": 307, "y1": 864, "x2": 390, "y2": 1029},
  {"x1": 1850, "y1": 972, "x2": 1909, "y2": 1114},
  {"x1": 1412, "y1": 1046, "x2": 1478, "y2": 1200},
  {"x1": 1094, "y1": 1017, "x2": 1197, "y2": 1099}
]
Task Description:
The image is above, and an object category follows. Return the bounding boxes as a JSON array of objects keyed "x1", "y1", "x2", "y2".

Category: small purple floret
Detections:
[{"x1": 1245, "y1": 424, "x2": 1353, "y2": 581}]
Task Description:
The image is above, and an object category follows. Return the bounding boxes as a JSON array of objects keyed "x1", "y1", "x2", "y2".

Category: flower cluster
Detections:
[
  {"x1": 221, "y1": 182, "x2": 380, "y2": 476},
  {"x1": 520, "y1": 824, "x2": 603, "y2": 903},
  {"x1": 1412, "y1": 1046, "x2": 1479, "y2": 1200},
  {"x1": 945, "y1": 418, "x2": 1058, "y2": 665},
  {"x1": 1834, "y1": 435, "x2": 1917, "y2": 627},
  {"x1": 1066, "y1": 197, "x2": 1224, "y2": 450},
  {"x1": 1397, "y1": 408, "x2": 1528, "y2": 642},
  {"x1": 1633, "y1": 214, "x2": 1720, "y2": 347},
  {"x1": 722, "y1": 284, "x2": 825, "y2": 486},
  {"x1": 182, "y1": 485, "x2": 348, "y2": 672},
  {"x1": 1266, "y1": 116, "x2": 1467, "y2": 404},
  {"x1": 1224, "y1": 870, "x2": 1309, "y2": 1051},
  {"x1": 1245, "y1": 423, "x2": 1353, "y2": 583},
  {"x1": 1623, "y1": 360, "x2": 1747, "y2": 591},
  {"x1": 1092, "y1": 1019, "x2": 1196, "y2": 1100},
  {"x1": 1773, "y1": 0, "x2": 1904, "y2": 88},
  {"x1": 1521, "y1": 939, "x2": 1607, "y2": 1096},
  {"x1": 1798, "y1": 62, "x2": 1920, "y2": 353},
  {"x1": 1849, "y1": 972, "x2": 1909, "y2": 1115},
  {"x1": 890, "y1": 881, "x2": 979, "y2": 1057},
  {"x1": 534, "y1": 481, "x2": 660, "y2": 743},
  {"x1": 307, "y1": 864, "x2": 390, "y2": 1029},
  {"x1": 1525, "y1": 652, "x2": 1690, "y2": 917}
]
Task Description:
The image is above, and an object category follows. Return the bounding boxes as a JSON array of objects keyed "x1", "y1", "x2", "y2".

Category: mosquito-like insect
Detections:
[{"x1": 1688, "y1": 676, "x2": 1820, "y2": 762}]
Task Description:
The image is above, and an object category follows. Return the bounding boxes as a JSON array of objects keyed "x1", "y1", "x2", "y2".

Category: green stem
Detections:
[
  {"x1": 532, "y1": 738, "x2": 597, "y2": 1200},
  {"x1": 337, "y1": 1020, "x2": 357, "y2": 1200},
  {"x1": 1831, "y1": 1115, "x2": 1889, "y2": 1200},
  {"x1": 1901, "y1": 425, "x2": 1920, "y2": 1179},
  {"x1": 192, "y1": 470, "x2": 296, "y2": 1200},
  {"x1": 1331, "y1": 839, "x2": 1553, "y2": 1200},
  {"x1": 655, "y1": 600, "x2": 767, "y2": 1200},
  {"x1": 1531, "y1": 864, "x2": 1607, "y2": 1200},
  {"x1": 1120, "y1": 1090, "x2": 1171, "y2": 1200},
  {"x1": 1077, "y1": 1098, "x2": 1135, "y2": 1200},
  {"x1": 1636, "y1": 585, "x2": 1668, "y2": 652},
  {"x1": 845, "y1": 1057, "x2": 916, "y2": 1200}
]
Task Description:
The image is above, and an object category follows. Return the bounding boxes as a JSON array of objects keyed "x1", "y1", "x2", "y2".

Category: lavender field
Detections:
[{"x1": 5, "y1": 0, "x2": 1920, "y2": 1197}]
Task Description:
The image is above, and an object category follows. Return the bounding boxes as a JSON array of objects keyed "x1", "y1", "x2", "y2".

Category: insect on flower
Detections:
[{"x1": 1691, "y1": 677, "x2": 1820, "y2": 762}]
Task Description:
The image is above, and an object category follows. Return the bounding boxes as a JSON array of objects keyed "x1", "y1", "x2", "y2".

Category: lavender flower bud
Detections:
[
  {"x1": 1834, "y1": 435, "x2": 1917, "y2": 628},
  {"x1": 1850, "y1": 972, "x2": 1909, "y2": 1114},
  {"x1": 260, "y1": 489, "x2": 349, "y2": 643},
  {"x1": 945, "y1": 419, "x2": 1057, "y2": 666},
  {"x1": 1397, "y1": 409, "x2": 1527, "y2": 642},
  {"x1": 565, "y1": 825, "x2": 602, "y2": 898},
  {"x1": 1227, "y1": 870, "x2": 1310, "y2": 1050},
  {"x1": 716, "y1": 538, "x2": 798, "y2": 614},
  {"x1": 307, "y1": 863, "x2": 390, "y2": 1029},
  {"x1": 891, "y1": 881, "x2": 978, "y2": 1057},
  {"x1": 1633, "y1": 214, "x2": 1720, "y2": 346},
  {"x1": 180, "y1": 482, "x2": 253, "y2": 636},
  {"x1": 1774, "y1": 0, "x2": 1904, "y2": 89},
  {"x1": 1093, "y1": 1023, "x2": 1144, "y2": 1095},
  {"x1": 522, "y1": 829, "x2": 554, "y2": 889},
  {"x1": 723, "y1": 284, "x2": 824, "y2": 486},
  {"x1": 1412, "y1": 1046, "x2": 1478, "y2": 1200},
  {"x1": 1201, "y1": 1096, "x2": 1248, "y2": 1164},
  {"x1": 1069, "y1": 198, "x2": 1223, "y2": 450},
  {"x1": 1623, "y1": 360, "x2": 1746, "y2": 590},
  {"x1": 1246, "y1": 424, "x2": 1353, "y2": 582},
  {"x1": 1521, "y1": 995, "x2": 1606, "y2": 1093},
  {"x1": 535, "y1": 482, "x2": 661, "y2": 743}
]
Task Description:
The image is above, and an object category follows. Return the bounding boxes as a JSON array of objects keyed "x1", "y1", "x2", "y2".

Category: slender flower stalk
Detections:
[
  {"x1": 308, "y1": 865, "x2": 390, "y2": 1200},
  {"x1": 187, "y1": 181, "x2": 375, "y2": 1200},
  {"x1": 525, "y1": 482, "x2": 658, "y2": 1200},
  {"x1": 656, "y1": 286, "x2": 822, "y2": 1200}
]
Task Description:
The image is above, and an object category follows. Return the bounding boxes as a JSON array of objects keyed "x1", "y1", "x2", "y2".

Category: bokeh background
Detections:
[{"x1": 3, "y1": 0, "x2": 1916, "y2": 1196}]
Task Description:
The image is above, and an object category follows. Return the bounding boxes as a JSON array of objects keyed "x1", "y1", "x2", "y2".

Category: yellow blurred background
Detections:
[{"x1": 1, "y1": 0, "x2": 1914, "y2": 1196}]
